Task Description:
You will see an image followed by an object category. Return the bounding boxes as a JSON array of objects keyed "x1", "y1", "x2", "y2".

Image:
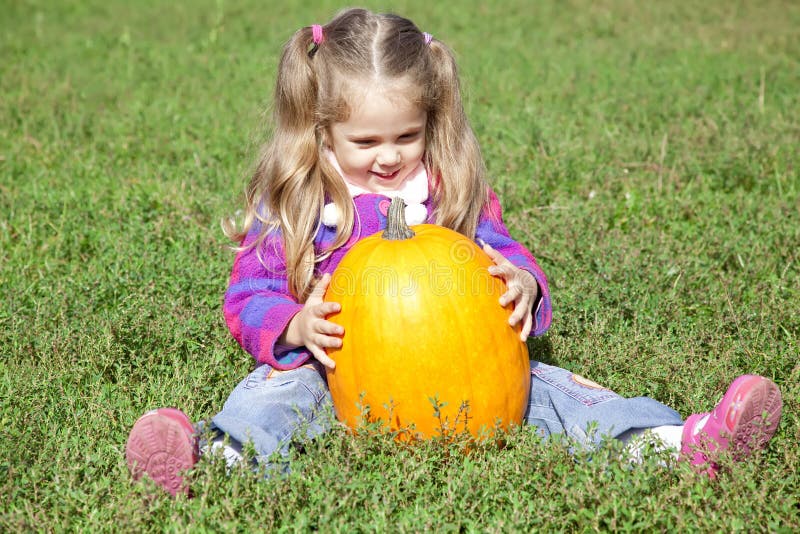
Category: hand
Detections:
[
  {"x1": 482, "y1": 242, "x2": 539, "y2": 341},
  {"x1": 281, "y1": 273, "x2": 343, "y2": 369}
]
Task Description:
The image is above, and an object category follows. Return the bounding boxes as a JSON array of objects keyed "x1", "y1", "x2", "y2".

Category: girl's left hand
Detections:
[{"x1": 482, "y1": 242, "x2": 539, "y2": 341}]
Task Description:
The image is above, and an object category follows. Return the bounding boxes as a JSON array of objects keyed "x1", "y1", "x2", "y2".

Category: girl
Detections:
[{"x1": 125, "y1": 8, "x2": 782, "y2": 497}]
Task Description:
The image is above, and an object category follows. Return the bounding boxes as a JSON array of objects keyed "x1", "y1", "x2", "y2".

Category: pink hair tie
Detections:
[
  {"x1": 423, "y1": 32, "x2": 433, "y2": 45},
  {"x1": 311, "y1": 24, "x2": 324, "y2": 45}
]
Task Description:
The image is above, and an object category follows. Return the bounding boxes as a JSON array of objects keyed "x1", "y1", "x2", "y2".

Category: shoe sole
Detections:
[
  {"x1": 125, "y1": 409, "x2": 197, "y2": 497},
  {"x1": 725, "y1": 376, "x2": 782, "y2": 459}
]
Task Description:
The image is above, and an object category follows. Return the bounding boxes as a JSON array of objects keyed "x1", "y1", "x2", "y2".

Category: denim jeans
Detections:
[
  {"x1": 526, "y1": 361, "x2": 683, "y2": 446},
  {"x1": 210, "y1": 360, "x2": 683, "y2": 464},
  {"x1": 209, "y1": 360, "x2": 333, "y2": 465}
]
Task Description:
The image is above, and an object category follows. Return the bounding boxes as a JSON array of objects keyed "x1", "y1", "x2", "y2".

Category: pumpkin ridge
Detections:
[{"x1": 353, "y1": 243, "x2": 387, "y2": 422}]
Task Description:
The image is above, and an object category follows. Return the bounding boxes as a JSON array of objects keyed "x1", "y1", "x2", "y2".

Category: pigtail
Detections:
[
  {"x1": 229, "y1": 26, "x2": 353, "y2": 302},
  {"x1": 267, "y1": 27, "x2": 323, "y2": 300},
  {"x1": 274, "y1": 27, "x2": 319, "y2": 131},
  {"x1": 425, "y1": 40, "x2": 488, "y2": 240}
]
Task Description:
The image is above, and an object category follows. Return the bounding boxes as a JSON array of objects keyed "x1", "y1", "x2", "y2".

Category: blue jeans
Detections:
[
  {"x1": 209, "y1": 361, "x2": 333, "y2": 465},
  {"x1": 526, "y1": 361, "x2": 682, "y2": 445},
  {"x1": 210, "y1": 360, "x2": 683, "y2": 463}
]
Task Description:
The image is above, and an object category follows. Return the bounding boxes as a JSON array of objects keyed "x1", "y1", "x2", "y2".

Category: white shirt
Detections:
[{"x1": 321, "y1": 151, "x2": 429, "y2": 227}]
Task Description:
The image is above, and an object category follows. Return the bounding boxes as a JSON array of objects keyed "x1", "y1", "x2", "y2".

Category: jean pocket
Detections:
[
  {"x1": 243, "y1": 362, "x2": 321, "y2": 390},
  {"x1": 531, "y1": 362, "x2": 621, "y2": 406},
  {"x1": 243, "y1": 364, "x2": 273, "y2": 389}
]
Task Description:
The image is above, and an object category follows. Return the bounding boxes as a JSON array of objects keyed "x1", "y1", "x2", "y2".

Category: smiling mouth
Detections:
[{"x1": 369, "y1": 169, "x2": 401, "y2": 180}]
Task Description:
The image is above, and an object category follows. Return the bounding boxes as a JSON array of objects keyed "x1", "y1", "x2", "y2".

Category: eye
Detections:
[
  {"x1": 353, "y1": 139, "x2": 376, "y2": 147},
  {"x1": 398, "y1": 131, "x2": 422, "y2": 142}
]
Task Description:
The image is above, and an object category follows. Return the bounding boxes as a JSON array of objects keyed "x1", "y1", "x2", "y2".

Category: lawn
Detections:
[{"x1": 2, "y1": 0, "x2": 799, "y2": 531}]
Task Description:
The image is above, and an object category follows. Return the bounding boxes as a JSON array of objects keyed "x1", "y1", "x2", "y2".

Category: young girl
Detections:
[{"x1": 125, "y1": 8, "x2": 782, "y2": 496}]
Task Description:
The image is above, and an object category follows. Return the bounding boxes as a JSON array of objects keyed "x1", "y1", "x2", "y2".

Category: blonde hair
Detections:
[{"x1": 226, "y1": 8, "x2": 488, "y2": 302}]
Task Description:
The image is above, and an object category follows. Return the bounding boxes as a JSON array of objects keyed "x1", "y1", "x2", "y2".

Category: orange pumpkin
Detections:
[{"x1": 323, "y1": 197, "x2": 530, "y2": 439}]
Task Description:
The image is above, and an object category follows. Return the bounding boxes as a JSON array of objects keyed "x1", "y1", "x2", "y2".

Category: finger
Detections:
[
  {"x1": 488, "y1": 264, "x2": 514, "y2": 278},
  {"x1": 314, "y1": 301, "x2": 341, "y2": 317},
  {"x1": 482, "y1": 242, "x2": 508, "y2": 264},
  {"x1": 317, "y1": 320, "x2": 344, "y2": 336},
  {"x1": 520, "y1": 312, "x2": 533, "y2": 341},
  {"x1": 317, "y1": 272, "x2": 332, "y2": 289},
  {"x1": 499, "y1": 285, "x2": 521, "y2": 307},
  {"x1": 508, "y1": 298, "x2": 529, "y2": 326},
  {"x1": 310, "y1": 345, "x2": 336, "y2": 369},
  {"x1": 307, "y1": 273, "x2": 332, "y2": 303},
  {"x1": 508, "y1": 291, "x2": 531, "y2": 325},
  {"x1": 313, "y1": 332, "x2": 343, "y2": 349}
]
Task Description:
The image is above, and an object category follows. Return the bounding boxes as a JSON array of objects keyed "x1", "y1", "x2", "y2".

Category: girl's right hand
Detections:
[{"x1": 280, "y1": 273, "x2": 343, "y2": 369}]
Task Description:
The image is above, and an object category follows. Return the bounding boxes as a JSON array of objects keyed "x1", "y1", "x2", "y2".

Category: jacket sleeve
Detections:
[
  {"x1": 223, "y1": 222, "x2": 312, "y2": 369},
  {"x1": 474, "y1": 188, "x2": 552, "y2": 337}
]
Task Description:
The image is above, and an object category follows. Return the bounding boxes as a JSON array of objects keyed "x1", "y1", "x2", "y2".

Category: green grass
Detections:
[{"x1": 2, "y1": 0, "x2": 799, "y2": 531}]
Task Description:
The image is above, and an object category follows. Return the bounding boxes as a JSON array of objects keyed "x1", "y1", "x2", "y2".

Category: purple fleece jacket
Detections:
[{"x1": 223, "y1": 188, "x2": 552, "y2": 369}]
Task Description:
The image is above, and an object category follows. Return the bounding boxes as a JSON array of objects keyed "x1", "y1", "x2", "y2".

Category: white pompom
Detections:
[
  {"x1": 405, "y1": 203, "x2": 427, "y2": 226},
  {"x1": 322, "y1": 203, "x2": 339, "y2": 227}
]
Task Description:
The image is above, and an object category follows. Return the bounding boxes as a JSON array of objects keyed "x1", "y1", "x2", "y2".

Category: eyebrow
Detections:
[{"x1": 345, "y1": 126, "x2": 424, "y2": 141}]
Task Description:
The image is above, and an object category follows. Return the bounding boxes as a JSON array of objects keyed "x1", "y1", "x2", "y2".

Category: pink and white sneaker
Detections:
[
  {"x1": 681, "y1": 375, "x2": 782, "y2": 477},
  {"x1": 126, "y1": 408, "x2": 199, "y2": 496}
]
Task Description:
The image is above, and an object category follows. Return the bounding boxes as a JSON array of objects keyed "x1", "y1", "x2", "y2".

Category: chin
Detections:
[
  {"x1": 369, "y1": 173, "x2": 408, "y2": 192},
  {"x1": 369, "y1": 181, "x2": 398, "y2": 192}
]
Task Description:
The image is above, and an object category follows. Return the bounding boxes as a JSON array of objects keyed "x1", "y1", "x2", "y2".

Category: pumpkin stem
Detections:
[{"x1": 383, "y1": 197, "x2": 416, "y2": 240}]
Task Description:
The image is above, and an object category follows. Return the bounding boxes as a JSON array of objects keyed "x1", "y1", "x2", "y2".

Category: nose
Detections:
[{"x1": 376, "y1": 147, "x2": 401, "y2": 167}]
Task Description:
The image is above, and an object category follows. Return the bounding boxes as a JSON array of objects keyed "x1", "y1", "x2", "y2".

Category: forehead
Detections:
[{"x1": 335, "y1": 82, "x2": 426, "y2": 134}]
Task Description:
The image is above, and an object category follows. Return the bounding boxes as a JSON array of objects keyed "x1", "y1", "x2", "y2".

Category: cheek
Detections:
[
  {"x1": 404, "y1": 140, "x2": 426, "y2": 163},
  {"x1": 340, "y1": 150, "x2": 373, "y2": 171}
]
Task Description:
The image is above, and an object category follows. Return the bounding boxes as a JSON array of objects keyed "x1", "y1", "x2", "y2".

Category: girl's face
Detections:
[{"x1": 328, "y1": 84, "x2": 427, "y2": 193}]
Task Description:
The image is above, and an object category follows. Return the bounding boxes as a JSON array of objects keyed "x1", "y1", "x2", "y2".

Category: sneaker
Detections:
[
  {"x1": 126, "y1": 408, "x2": 199, "y2": 496},
  {"x1": 681, "y1": 375, "x2": 782, "y2": 477}
]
